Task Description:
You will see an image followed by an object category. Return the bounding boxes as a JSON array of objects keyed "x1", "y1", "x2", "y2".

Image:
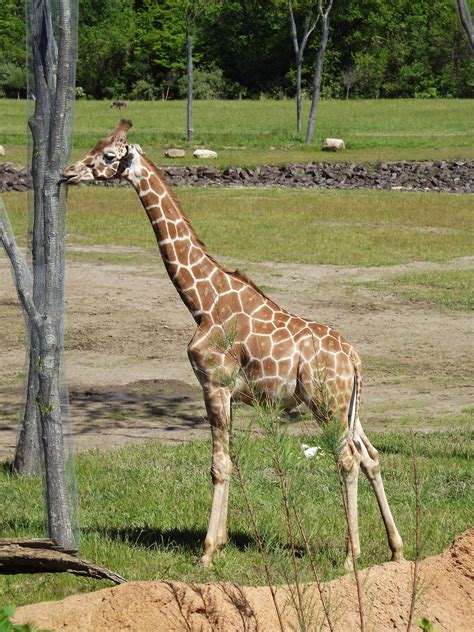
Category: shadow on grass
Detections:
[
  {"x1": 0, "y1": 460, "x2": 14, "y2": 475},
  {"x1": 95, "y1": 526, "x2": 255, "y2": 555}
]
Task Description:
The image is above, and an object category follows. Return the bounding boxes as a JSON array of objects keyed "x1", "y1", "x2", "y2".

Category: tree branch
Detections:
[
  {"x1": 456, "y1": 0, "x2": 474, "y2": 53},
  {"x1": 0, "y1": 199, "x2": 42, "y2": 331},
  {"x1": 0, "y1": 538, "x2": 126, "y2": 584}
]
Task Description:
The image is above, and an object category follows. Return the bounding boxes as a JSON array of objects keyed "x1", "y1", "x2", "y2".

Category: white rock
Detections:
[
  {"x1": 193, "y1": 149, "x2": 217, "y2": 159},
  {"x1": 323, "y1": 138, "x2": 345, "y2": 151},
  {"x1": 164, "y1": 148, "x2": 185, "y2": 158},
  {"x1": 0, "y1": 145, "x2": 5, "y2": 156}
]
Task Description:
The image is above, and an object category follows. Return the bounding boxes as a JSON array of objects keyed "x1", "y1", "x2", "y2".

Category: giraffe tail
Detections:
[{"x1": 348, "y1": 352, "x2": 362, "y2": 436}]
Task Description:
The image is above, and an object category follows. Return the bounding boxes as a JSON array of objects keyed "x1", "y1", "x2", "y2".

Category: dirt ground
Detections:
[
  {"x1": 1, "y1": 246, "x2": 473, "y2": 460},
  {"x1": 2, "y1": 245, "x2": 473, "y2": 631},
  {"x1": 13, "y1": 529, "x2": 474, "y2": 631}
]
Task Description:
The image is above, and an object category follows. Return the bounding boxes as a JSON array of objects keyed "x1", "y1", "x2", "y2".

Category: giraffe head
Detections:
[{"x1": 61, "y1": 119, "x2": 142, "y2": 184}]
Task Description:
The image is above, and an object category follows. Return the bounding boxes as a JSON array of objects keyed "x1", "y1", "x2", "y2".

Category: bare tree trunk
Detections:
[
  {"x1": 12, "y1": 340, "x2": 41, "y2": 475},
  {"x1": 295, "y1": 53, "x2": 303, "y2": 133},
  {"x1": 186, "y1": 32, "x2": 193, "y2": 142},
  {"x1": 305, "y1": 1, "x2": 333, "y2": 145},
  {"x1": 288, "y1": 1, "x2": 319, "y2": 135},
  {"x1": 456, "y1": 0, "x2": 474, "y2": 53},
  {"x1": 30, "y1": 0, "x2": 77, "y2": 552},
  {"x1": 0, "y1": 0, "x2": 78, "y2": 551}
]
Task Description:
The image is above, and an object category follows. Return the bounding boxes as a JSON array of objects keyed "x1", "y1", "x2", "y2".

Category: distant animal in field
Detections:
[{"x1": 110, "y1": 100, "x2": 128, "y2": 110}]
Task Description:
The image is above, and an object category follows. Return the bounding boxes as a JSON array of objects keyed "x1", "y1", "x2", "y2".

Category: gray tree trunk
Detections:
[
  {"x1": 456, "y1": 0, "x2": 474, "y2": 53},
  {"x1": 288, "y1": 1, "x2": 319, "y2": 135},
  {"x1": 1, "y1": 0, "x2": 78, "y2": 552},
  {"x1": 12, "y1": 340, "x2": 41, "y2": 475},
  {"x1": 30, "y1": 0, "x2": 77, "y2": 552},
  {"x1": 186, "y1": 32, "x2": 193, "y2": 142},
  {"x1": 305, "y1": 1, "x2": 333, "y2": 145}
]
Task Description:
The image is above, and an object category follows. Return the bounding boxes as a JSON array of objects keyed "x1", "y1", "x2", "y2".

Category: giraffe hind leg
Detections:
[
  {"x1": 352, "y1": 420, "x2": 404, "y2": 561},
  {"x1": 305, "y1": 389, "x2": 362, "y2": 571}
]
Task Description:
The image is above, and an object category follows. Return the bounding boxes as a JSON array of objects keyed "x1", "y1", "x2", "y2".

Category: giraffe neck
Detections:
[{"x1": 127, "y1": 154, "x2": 225, "y2": 323}]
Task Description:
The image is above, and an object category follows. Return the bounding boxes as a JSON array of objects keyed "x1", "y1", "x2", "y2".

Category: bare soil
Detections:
[
  {"x1": 1, "y1": 248, "x2": 473, "y2": 460},
  {"x1": 2, "y1": 247, "x2": 473, "y2": 631},
  {"x1": 14, "y1": 528, "x2": 474, "y2": 631}
]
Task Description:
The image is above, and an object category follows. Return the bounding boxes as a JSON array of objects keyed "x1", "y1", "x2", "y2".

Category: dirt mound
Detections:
[{"x1": 14, "y1": 529, "x2": 473, "y2": 631}]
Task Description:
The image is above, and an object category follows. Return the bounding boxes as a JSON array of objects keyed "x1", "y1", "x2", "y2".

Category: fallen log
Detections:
[{"x1": 0, "y1": 538, "x2": 126, "y2": 584}]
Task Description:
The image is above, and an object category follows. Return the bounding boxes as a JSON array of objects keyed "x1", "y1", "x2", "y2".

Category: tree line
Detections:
[{"x1": 0, "y1": 0, "x2": 473, "y2": 101}]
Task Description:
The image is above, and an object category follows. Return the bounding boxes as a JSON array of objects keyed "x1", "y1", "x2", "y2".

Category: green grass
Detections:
[
  {"x1": 2, "y1": 187, "x2": 473, "y2": 267},
  {"x1": 2, "y1": 98, "x2": 474, "y2": 167},
  {"x1": 353, "y1": 269, "x2": 474, "y2": 310},
  {"x1": 0, "y1": 429, "x2": 472, "y2": 606}
]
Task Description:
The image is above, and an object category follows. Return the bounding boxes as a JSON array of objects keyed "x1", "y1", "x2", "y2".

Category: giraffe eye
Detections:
[{"x1": 104, "y1": 152, "x2": 116, "y2": 161}]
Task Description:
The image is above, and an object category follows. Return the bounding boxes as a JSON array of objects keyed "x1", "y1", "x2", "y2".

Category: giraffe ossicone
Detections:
[{"x1": 62, "y1": 120, "x2": 403, "y2": 569}]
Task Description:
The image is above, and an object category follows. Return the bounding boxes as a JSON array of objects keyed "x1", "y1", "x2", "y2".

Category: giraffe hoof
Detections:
[
  {"x1": 343, "y1": 553, "x2": 360, "y2": 572},
  {"x1": 391, "y1": 550, "x2": 404, "y2": 562},
  {"x1": 200, "y1": 553, "x2": 214, "y2": 568}
]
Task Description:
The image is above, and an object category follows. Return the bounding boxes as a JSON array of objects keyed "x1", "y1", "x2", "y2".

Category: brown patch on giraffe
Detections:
[
  {"x1": 235, "y1": 314, "x2": 251, "y2": 339},
  {"x1": 262, "y1": 357, "x2": 278, "y2": 375},
  {"x1": 252, "y1": 304, "x2": 274, "y2": 321},
  {"x1": 248, "y1": 334, "x2": 272, "y2": 358},
  {"x1": 174, "y1": 240, "x2": 190, "y2": 263},
  {"x1": 250, "y1": 319, "x2": 275, "y2": 335},
  {"x1": 166, "y1": 222, "x2": 177, "y2": 240},
  {"x1": 191, "y1": 259, "x2": 216, "y2": 280},
  {"x1": 273, "y1": 329, "x2": 292, "y2": 342},
  {"x1": 216, "y1": 293, "x2": 243, "y2": 321},
  {"x1": 277, "y1": 358, "x2": 294, "y2": 376},
  {"x1": 178, "y1": 267, "x2": 194, "y2": 291}
]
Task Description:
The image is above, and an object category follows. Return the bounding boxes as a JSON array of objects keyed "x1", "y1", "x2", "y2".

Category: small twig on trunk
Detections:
[{"x1": 0, "y1": 200, "x2": 41, "y2": 331}]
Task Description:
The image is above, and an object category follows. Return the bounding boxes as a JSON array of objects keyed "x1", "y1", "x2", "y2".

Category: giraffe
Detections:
[{"x1": 62, "y1": 120, "x2": 403, "y2": 569}]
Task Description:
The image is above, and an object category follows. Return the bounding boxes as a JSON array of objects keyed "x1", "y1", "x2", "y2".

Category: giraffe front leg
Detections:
[{"x1": 201, "y1": 386, "x2": 232, "y2": 567}]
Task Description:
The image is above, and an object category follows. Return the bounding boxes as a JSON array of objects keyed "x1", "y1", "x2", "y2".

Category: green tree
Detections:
[
  {"x1": 0, "y1": 0, "x2": 25, "y2": 68},
  {"x1": 77, "y1": 0, "x2": 135, "y2": 99}
]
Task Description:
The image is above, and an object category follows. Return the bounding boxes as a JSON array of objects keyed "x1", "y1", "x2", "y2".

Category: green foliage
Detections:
[
  {"x1": 0, "y1": 0, "x2": 472, "y2": 99},
  {"x1": 74, "y1": 87, "x2": 87, "y2": 100},
  {"x1": 0, "y1": 606, "x2": 48, "y2": 632},
  {"x1": 130, "y1": 80, "x2": 156, "y2": 101},
  {"x1": 0, "y1": 1, "x2": 25, "y2": 69},
  {"x1": 417, "y1": 617, "x2": 441, "y2": 632},
  {"x1": 176, "y1": 65, "x2": 238, "y2": 99},
  {"x1": 0, "y1": 63, "x2": 26, "y2": 99}
]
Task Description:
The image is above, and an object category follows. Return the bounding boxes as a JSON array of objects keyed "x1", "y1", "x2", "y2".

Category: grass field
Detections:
[
  {"x1": 1, "y1": 98, "x2": 474, "y2": 167},
  {"x1": 1, "y1": 98, "x2": 472, "y2": 611},
  {"x1": 0, "y1": 429, "x2": 472, "y2": 606},
  {"x1": 2, "y1": 187, "x2": 473, "y2": 271}
]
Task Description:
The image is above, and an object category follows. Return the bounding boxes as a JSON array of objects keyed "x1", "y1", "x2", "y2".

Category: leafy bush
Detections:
[
  {"x1": 0, "y1": 605, "x2": 49, "y2": 632},
  {"x1": 0, "y1": 63, "x2": 27, "y2": 99},
  {"x1": 75, "y1": 86, "x2": 87, "y2": 99},
  {"x1": 130, "y1": 79, "x2": 156, "y2": 101},
  {"x1": 176, "y1": 65, "x2": 239, "y2": 100}
]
